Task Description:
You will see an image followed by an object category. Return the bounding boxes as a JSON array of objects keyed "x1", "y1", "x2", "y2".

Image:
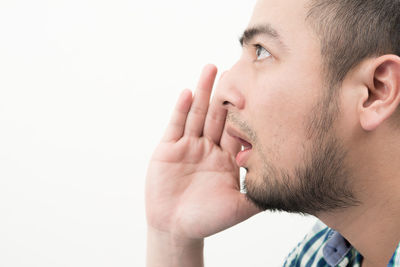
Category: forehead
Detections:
[{"x1": 248, "y1": 0, "x2": 314, "y2": 47}]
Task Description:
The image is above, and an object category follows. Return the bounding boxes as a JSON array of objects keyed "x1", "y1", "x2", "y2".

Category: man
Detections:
[{"x1": 145, "y1": 0, "x2": 400, "y2": 266}]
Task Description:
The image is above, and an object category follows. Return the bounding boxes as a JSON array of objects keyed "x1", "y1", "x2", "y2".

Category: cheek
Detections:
[
  {"x1": 248, "y1": 75, "x2": 313, "y2": 133},
  {"x1": 246, "y1": 75, "x2": 319, "y2": 166}
]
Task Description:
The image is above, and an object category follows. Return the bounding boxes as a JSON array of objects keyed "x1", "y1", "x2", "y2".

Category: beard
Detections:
[{"x1": 239, "y1": 93, "x2": 360, "y2": 215}]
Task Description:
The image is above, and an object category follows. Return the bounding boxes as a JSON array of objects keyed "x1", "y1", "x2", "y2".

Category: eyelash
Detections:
[{"x1": 253, "y1": 44, "x2": 271, "y2": 60}]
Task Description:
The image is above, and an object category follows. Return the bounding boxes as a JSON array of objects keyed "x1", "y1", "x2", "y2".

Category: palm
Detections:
[
  {"x1": 147, "y1": 136, "x2": 240, "y2": 238},
  {"x1": 145, "y1": 65, "x2": 260, "y2": 240}
]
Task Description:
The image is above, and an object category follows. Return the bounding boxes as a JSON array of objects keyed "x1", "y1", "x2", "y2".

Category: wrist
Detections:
[{"x1": 146, "y1": 226, "x2": 204, "y2": 267}]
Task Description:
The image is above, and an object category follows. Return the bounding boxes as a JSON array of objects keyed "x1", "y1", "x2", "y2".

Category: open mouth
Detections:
[
  {"x1": 238, "y1": 137, "x2": 252, "y2": 151},
  {"x1": 235, "y1": 138, "x2": 252, "y2": 167},
  {"x1": 226, "y1": 126, "x2": 253, "y2": 167}
]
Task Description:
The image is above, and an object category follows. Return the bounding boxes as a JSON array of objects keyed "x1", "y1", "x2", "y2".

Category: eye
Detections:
[{"x1": 255, "y1": 44, "x2": 271, "y2": 60}]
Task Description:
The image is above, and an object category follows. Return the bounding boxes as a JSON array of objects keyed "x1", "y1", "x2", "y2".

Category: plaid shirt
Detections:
[{"x1": 282, "y1": 220, "x2": 400, "y2": 267}]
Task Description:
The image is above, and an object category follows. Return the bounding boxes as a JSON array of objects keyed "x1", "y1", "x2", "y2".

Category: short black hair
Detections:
[{"x1": 306, "y1": 0, "x2": 400, "y2": 90}]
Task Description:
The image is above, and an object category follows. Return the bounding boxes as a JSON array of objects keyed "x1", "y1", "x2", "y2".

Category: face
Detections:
[{"x1": 217, "y1": 0, "x2": 359, "y2": 215}]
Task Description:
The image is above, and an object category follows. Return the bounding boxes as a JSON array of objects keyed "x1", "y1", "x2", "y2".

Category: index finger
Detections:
[
  {"x1": 183, "y1": 64, "x2": 217, "y2": 137},
  {"x1": 203, "y1": 96, "x2": 227, "y2": 145}
]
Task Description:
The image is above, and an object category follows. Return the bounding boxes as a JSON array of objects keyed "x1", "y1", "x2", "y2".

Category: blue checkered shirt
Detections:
[{"x1": 282, "y1": 220, "x2": 400, "y2": 267}]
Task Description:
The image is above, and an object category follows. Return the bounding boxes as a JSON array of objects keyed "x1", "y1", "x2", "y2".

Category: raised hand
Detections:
[{"x1": 145, "y1": 65, "x2": 261, "y2": 244}]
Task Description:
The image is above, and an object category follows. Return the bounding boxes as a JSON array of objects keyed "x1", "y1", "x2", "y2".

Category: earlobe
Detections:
[
  {"x1": 359, "y1": 55, "x2": 400, "y2": 132},
  {"x1": 360, "y1": 101, "x2": 384, "y2": 131},
  {"x1": 359, "y1": 88, "x2": 373, "y2": 131}
]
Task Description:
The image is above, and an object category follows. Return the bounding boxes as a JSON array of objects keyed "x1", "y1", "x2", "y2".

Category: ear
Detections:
[{"x1": 359, "y1": 55, "x2": 400, "y2": 131}]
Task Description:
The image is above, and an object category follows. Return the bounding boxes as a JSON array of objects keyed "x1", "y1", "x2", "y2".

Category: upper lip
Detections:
[{"x1": 226, "y1": 125, "x2": 253, "y2": 149}]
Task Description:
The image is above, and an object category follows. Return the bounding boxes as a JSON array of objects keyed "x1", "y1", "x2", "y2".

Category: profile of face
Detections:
[{"x1": 216, "y1": 0, "x2": 359, "y2": 215}]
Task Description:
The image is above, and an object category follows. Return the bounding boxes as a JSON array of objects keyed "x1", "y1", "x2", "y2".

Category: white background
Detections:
[{"x1": 0, "y1": 0, "x2": 316, "y2": 266}]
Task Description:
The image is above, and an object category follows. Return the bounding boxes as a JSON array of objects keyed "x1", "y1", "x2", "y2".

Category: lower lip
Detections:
[{"x1": 236, "y1": 148, "x2": 252, "y2": 166}]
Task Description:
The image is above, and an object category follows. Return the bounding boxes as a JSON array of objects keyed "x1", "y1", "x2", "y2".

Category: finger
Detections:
[
  {"x1": 220, "y1": 126, "x2": 241, "y2": 157},
  {"x1": 204, "y1": 70, "x2": 229, "y2": 144},
  {"x1": 161, "y1": 89, "x2": 193, "y2": 142},
  {"x1": 203, "y1": 98, "x2": 227, "y2": 145},
  {"x1": 184, "y1": 64, "x2": 217, "y2": 137}
]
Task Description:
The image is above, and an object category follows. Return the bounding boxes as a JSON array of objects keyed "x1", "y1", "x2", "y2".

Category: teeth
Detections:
[
  {"x1": 238, "y1": 137, "x2": 252, "y2": 150},
  {"x1": 241, "y1": 145, "x2": 252, "y2": 151}
]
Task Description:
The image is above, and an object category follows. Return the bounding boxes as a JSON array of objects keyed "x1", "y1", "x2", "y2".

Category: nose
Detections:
[{"x1": 215, "y1": 61, "x2": 247, "y2": 111}]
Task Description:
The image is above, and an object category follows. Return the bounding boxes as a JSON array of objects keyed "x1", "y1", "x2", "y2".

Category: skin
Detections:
[{"x1": 145, "y1": 0, "x2": 400, "y2": 266}]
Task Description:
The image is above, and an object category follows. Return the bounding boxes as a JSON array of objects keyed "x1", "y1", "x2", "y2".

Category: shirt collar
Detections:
[{"x1": 323, "y1": 230, "x2": 353, "y2": 266}]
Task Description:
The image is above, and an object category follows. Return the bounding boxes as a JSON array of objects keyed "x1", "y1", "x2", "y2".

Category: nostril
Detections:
[{"x1": 223, "y1": 101, "x2": 230, "y2": 106}]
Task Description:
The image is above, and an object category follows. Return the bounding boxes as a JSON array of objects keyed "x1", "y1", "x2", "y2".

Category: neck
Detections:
[
  {"x1": 319, "y1": 197, "x2": 400, "y2": 266},
  {"x1": 318, "y1": 132, "x2": 400, "y2": 266}
]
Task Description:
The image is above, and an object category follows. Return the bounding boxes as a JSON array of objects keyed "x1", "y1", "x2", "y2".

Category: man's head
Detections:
[{"x1": 217, "y1": 0, "x2": 400, "y2": 215}]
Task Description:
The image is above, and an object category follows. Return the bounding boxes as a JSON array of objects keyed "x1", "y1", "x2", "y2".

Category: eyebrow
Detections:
[{"x1": 239, "y1": 24, "x2": 284, "y2": 48}]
